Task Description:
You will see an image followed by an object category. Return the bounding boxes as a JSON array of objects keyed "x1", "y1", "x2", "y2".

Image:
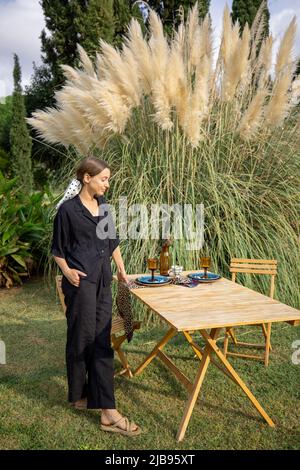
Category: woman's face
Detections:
[{"x1": 83, "y1": 168, "x2": 111, "y2": 196}]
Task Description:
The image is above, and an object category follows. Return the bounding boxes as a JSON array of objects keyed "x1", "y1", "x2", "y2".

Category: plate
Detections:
[
  {"x1": 187, "y1": 272, "x2": 221, "y2": 283},
  {"x1": 136, "y1": 275, "x2": 172, "y2": 286}
]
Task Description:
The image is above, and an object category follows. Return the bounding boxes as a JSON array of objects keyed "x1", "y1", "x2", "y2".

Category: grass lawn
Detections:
[{"x1": 0, "y1": 277, "x2": 299, "y2": 450}]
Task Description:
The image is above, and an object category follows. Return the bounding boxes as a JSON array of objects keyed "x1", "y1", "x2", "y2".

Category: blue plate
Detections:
[
  {"x1": 187, "y1": 272, "x2": 221, "y2": 282},
  {"x1": 136, "y1": 275, "x2": 171, "y2": 285}
]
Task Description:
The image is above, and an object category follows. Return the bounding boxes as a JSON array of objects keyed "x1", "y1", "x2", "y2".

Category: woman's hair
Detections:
[{"x1": 76, "y1": 157, "x2": 110, "y2": 183}]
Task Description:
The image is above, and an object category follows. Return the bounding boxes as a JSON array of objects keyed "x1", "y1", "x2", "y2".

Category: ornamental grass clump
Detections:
[
  {"x1": 30, "y1": 2, "x2": 300, "y2": 309},
  {"x1": 28, "y1": 2, "x2": 300, "y2": 149}
]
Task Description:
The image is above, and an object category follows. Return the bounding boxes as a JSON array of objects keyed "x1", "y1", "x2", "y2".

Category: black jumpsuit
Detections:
[{"x1": 51, "y1": 194, "x2": 120, "y2": 409}]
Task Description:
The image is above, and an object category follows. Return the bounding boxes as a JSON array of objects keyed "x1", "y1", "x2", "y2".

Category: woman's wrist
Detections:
[
  {"x1": 117, "y1": 266, "x2": 125, "y2": 273},
  {"x1": 62, "y1": 266, "x2": 71, "y2": 276}
]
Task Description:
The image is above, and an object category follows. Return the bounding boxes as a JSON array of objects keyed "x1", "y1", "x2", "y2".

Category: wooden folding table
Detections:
[{"x1": 114, "y1": 271, "x2": 300, "y2": 441}]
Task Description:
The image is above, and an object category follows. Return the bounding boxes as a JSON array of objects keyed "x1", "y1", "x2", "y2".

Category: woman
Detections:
[{"x1": 51, "y1": 156, "x2": 141, "y2": 437}]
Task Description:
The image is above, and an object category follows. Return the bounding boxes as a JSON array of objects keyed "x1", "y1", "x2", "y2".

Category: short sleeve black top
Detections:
[{"x1": 50, "y1": 194, "x2": 120, "y2": 285}]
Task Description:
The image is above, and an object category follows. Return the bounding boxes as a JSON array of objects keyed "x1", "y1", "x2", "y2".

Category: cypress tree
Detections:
[
  {"x1": 232, "y1": 0, "x2": 270, "y2": 37},
  {"x1": 40, "y1": 0, "x2": 88, "y2": 90},
  {"x1": 80, "y1": 0, "x2": 115, "y2": 54},
  {"x1": 114, "y1": 0, "x2": 135, "y2": 46},
  {"x1": 9, "y1": 54, "x2": 33, "y2": 192},
  {"x1": 40, "y1": 1, "x2": 143, "y2": 87},
  {"x1": 147, "y1": 1, "x2": 210, "y2": 34}
]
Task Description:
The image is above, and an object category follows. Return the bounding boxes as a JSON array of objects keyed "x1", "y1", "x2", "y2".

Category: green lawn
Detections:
[{"x1": 0, "y1": 278, "x2": 299, "y2": 450}]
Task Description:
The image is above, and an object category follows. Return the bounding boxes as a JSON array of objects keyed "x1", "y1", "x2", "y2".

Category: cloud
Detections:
[
  {"x1": 0, "y1": 0, "x2": 44, "y2": 95},
  {"x1": 270, "y1": 7, "x2": 300, "y2": 68}
]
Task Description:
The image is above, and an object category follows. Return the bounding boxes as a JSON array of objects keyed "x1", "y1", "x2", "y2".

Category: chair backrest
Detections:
[{"x1": 230, "y1": 258, "x2": 277, "y2": 299}]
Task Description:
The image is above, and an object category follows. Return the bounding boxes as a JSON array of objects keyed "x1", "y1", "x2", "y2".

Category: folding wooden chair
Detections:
[
  {"x1": 55, "y1": 275, "x2": 141, "y2": 377},
  {"x1": 223, "y1": 258, "x2": 277, "y2": 367}
]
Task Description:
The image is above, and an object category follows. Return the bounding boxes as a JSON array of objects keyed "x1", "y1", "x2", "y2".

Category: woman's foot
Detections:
[{"x1": 101, "y1": 409, "x2": 141, "y2": 435}]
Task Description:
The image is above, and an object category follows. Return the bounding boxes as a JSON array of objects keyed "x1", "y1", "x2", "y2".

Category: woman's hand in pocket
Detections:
[{"x1": 63, "y1": 268, "x2": 87, "y2": 287}]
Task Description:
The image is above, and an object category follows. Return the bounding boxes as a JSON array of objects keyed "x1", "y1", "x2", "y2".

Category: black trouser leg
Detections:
[
  {"x1": 87, "y1": 283, "x2": 115, "y2": 409},
  {"x1": 62, "y1": 274, "x2": 115, "y2": 409}
]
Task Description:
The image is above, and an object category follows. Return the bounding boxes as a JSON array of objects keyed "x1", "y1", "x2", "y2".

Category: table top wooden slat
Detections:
[{"x1": 113, "y1": 271, "x2": 300, "y2": 331}]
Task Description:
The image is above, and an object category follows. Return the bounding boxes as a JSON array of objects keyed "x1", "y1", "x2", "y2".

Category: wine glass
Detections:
[
  {"x1": 200, "y1": 256, "x2": 211, "y2": 279},
  {"x1": 148, "y1": 258, "x2": 158, "y2": 282}
]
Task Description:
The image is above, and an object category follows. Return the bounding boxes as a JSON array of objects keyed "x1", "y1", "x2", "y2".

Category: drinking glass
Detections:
[
  {"x1": 148, "y1": 258, "x2": 158, "y2": 282},
  {"x1": 200, "y1": 256, "x2": 211, "y2": 279}
]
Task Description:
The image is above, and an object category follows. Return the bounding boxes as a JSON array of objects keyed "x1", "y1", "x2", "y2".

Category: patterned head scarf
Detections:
[{"x1": 56, "y1": 179, "x2": 82, "y2": 210}]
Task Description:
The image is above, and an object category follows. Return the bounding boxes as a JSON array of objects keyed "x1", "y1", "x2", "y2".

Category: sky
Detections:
[{"x1": 0, "y1": 0, "x2": 300, "y2": 98}]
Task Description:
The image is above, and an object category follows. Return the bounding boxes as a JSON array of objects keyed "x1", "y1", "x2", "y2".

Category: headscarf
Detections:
[{"x1": 56, "y1": 179, "x2": 82, "y2": 210}]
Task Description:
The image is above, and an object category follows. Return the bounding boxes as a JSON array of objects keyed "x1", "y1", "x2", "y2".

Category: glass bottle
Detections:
[{"x1": 159, "y1": 240, "x2": 171, "y2": 276}]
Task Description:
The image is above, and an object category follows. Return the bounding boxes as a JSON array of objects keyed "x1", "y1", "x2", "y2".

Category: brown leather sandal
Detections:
[{"x1": 101, "y1": 416, "x2": 141, "y2": 437}]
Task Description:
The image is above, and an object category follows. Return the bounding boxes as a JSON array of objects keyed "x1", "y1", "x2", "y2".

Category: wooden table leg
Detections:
[
  {"x1": 176, "y1": 328, "x2": 220, "y2": 442},
  {"x1": 200, "y1": 329, "x2": 275, "y2": 428},
  {"x1": 183, "y1": 331, "x2": 203, "y2": 360},
  {"x1": 184, "y1": 330, "x2": 240, "y2": 386},
  {"x1": 133, "y1": 327, "x2": 177, "y2": 376}
]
